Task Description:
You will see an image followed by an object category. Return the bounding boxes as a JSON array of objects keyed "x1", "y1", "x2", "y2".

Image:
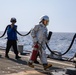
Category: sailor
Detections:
[
  {"x1": 28, "y1": 15, "x2": 52, "y2": 70},
  {"x1": 5, "y1": 17, "x2": 21, "y2": 59}
]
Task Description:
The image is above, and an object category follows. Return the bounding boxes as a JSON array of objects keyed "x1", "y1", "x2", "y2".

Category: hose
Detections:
[
  {"x1": 46, "y1": 33, "x2": 76, "y2": 56},
  {"x1": 13, "y1": 28, "x2": 31, "y2": 36},
  {"x1": 0, "y1": 25, "x2": 31, "y2": 38},
  {"x1": 0, "y1": 25, "x2": 8, "y2": 38}
]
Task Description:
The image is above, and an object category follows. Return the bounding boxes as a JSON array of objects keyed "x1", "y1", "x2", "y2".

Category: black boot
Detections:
[
  {"x1": 34, "y1": 60, "x2": 39, "y2": 64},
  {"x1": 5, "y1": 54, "x2": 9, "y2": 59},
  {"x1": 15, "y1": 55, "x2": 21, "y2": 59}
]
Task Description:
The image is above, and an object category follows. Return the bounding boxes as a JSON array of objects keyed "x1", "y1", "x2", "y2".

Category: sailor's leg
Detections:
[
  {"x1": 39, "y1": 49, "x2": 52, "y2": 70},
  {"x1": 28, "y1": 44, "x2": 39, "y2": 68}
]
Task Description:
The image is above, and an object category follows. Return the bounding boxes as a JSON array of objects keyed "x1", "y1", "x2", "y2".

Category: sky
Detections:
[{"x1": 0, "y1": 0, "x2": 76, "y2": 33}]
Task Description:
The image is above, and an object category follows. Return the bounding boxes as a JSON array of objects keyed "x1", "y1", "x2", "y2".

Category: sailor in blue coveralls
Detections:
[{"x1": 5, "y1": 18, "x2": 21, "y2": 59}]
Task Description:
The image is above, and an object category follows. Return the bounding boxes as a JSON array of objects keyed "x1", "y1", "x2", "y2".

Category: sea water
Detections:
[{"x1": 0, "y1": 32, "x2": 76, "y2": 58}]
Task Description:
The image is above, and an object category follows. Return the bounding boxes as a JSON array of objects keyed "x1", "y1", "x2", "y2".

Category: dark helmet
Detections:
[{"x1": 10, "y1": 17, "x2": 17, "y2": 22}]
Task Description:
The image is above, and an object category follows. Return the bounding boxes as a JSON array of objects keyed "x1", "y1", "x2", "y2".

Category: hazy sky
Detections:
[{"x1": 0, "y1": 0, "x2": 76, "y2": 33}]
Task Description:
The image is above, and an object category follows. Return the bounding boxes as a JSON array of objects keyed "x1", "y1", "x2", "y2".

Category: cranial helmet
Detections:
[
  {"x1": 10, "y1": 17, "x2": 17, "y2": 22},
  {"x1": 40, "y1": 15, "x2": 49, "y2": 21}
]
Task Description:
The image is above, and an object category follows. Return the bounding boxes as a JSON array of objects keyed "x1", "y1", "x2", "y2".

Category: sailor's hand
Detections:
[
  {"x1": 47, "y1": 31, "x2": 52, "y2": 40},
  {"x1": 34, "y1": 41, "x2": 38, "y2": 45}
]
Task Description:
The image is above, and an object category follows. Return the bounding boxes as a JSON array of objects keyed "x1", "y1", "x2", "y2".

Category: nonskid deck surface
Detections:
[{"x1": 0, "y1": 50, "x2": 75, "y2": 75}]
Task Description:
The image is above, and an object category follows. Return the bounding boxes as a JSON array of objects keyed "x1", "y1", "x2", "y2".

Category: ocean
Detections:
[{"x1": 0, "y1": 32, "x2": 76, "y2": 58}]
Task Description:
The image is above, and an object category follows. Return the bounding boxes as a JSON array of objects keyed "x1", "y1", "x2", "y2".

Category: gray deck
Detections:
[{"x1": 0, "y1": 50, "x2": 75, "y2": 75}]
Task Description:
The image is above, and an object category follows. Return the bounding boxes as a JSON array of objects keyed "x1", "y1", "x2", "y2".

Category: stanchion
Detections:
[{"x1": 18, "y1": 45, "x2": 23, "y2": 54}]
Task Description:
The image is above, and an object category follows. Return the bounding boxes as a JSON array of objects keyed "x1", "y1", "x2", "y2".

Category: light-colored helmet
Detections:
[
  {"x1": 10, "y1": 17, "x2": 17, "y2": 22},
  {"x1": 40, "y1": 15, "x2": 49, "y2": 21}
]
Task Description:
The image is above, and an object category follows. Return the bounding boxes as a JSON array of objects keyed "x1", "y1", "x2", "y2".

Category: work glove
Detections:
[{"x1": 47, "y1": 31, "x2": 52, "y2": 40}]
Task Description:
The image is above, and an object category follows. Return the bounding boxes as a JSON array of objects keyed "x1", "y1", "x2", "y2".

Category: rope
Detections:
[{"x1": 46, "y1": 33, "x2": 76, "y2": 56}]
